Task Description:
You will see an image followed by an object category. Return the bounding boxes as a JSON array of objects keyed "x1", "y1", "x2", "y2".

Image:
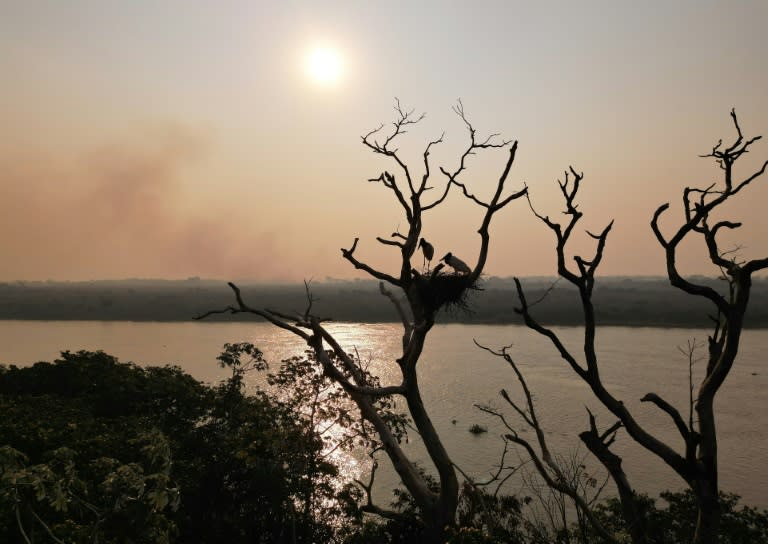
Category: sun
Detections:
[{"x1": 306, "y1": 46, "x2": 343, "y2": 86}]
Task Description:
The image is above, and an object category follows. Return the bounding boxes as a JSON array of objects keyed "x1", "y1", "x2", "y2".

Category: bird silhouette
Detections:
[
  {"x1": 418, "y1": 237, "x2": 435, "y2": 271},
  {"x1": 442, "y1": 252, "x2": 471, "y2": 275}
]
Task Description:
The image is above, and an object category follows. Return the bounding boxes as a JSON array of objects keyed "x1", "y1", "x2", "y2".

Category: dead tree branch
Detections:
[
  {"x1": 439, "y1": 119, "x2": 528, "y2": 284},
  {"x1": 474, "y1": 341, "x2": 618, "y2": 543},
  {"x1": 198, "y1": 101, "x2": 530, "y2": 540},
  {"x1": 510, "y1": 110, "x2": 767, "y2": 544}
]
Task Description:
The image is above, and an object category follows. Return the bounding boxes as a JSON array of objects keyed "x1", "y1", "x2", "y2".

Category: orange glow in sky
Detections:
[{"x1": 1, "y1": 1, "x2": 767, "y2": 282}]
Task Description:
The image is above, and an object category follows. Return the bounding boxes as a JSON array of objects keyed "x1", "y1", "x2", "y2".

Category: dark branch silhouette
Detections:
[
  {"x1": 504, "y1": 110, "x2": 767, "y2": 544},
  {"x1": 198, "y1": 100, "x2": 528, "y2": 542},
  {"x1": 474, "y1": 341, "x2": 619, "y2": 543}
]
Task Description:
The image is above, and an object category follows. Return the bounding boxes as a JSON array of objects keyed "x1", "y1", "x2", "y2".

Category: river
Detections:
[{"x1": 1, "y1": 320, "x2": 766, "y2": 508}]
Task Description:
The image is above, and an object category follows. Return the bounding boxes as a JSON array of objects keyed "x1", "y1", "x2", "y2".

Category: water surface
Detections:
[{"x1": 2, "y1": 320, "x2": 766, "y2": 508}]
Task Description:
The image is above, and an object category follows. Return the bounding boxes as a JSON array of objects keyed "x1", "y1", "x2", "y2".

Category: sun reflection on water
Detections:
[
  {"x1": 2, "y1": 321, "x2": 766, "y2": 507},
  {"x1": 235, "y1": 322, "x2": 768, "y2": 509},
  {"x1": 312, "y1": 323, "x2": 405, "y2": 486},
  {"x1": 244, "y1": 322, "x2": 408, "y2": 496}
]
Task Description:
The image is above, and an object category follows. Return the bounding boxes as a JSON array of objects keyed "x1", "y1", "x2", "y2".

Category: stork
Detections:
[
  {"x1": 418, "y1": 237, "x2": 434, "y2": 271},
  {"x1": 442, "y1": 252, "x2": 471, "y2": 275}
]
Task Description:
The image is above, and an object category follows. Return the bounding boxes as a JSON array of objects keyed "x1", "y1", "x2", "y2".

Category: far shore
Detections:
[{"x1": 2, "y1": 277, "x2": 767, "y2": 328}]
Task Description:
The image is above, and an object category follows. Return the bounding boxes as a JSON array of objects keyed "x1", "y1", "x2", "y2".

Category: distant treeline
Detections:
[{"x1": 1, "y1": 276, "x2": 767, "y2": 327}]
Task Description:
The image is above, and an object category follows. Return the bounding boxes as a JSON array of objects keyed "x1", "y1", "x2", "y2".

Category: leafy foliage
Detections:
[
  {"x1": 0, "y1": 349, "x2": 357, "y2": 543},
  {"x1": 265, "y1": 348, "x2": 410, "y2": 452},
  {"x1": 219, "y1": 342, "x2": 411, "y2": 539},
  {"x1": 571, "y1": 490, "x2": 768, "y2": 544},
  {"x1": 354, "y1": 468, "x2": 526, "y2": 543},
  {"x1": 3, "y1": 349, "x2": 765, "y2": 543}
]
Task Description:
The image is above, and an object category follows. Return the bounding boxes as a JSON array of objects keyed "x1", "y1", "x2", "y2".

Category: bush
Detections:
[
  {"x1": 585, "y1": 490, "x2": 768, "y2": 544},
  {"x1": 0, "y1": 350, "x2": 352, "y2": 543}
]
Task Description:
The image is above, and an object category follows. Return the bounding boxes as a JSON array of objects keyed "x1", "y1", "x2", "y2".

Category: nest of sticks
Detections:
[{"x1": 413, "y1": 270, "x2": 481, "y2": 315}]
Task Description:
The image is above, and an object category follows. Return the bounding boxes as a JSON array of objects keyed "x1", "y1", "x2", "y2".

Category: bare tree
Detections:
[
  {"x1": 198, "y1": 100, "x2": 527, "y2": 541},
  {"x1": 503, "y1": 110, "x2": 767, "y2": 544},
  {"x1": 475, "y1": 342, "x2": 618, "y2": 543}
]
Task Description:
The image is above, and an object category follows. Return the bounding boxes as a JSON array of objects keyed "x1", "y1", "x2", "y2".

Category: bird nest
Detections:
[{"x1": 413, "y1": 272, "x2": 481, "y2": 315}]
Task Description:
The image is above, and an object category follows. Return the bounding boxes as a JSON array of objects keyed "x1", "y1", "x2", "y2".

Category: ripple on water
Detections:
[{"x1": 2, "y1": 321, "x2": 767, "y2": 508}]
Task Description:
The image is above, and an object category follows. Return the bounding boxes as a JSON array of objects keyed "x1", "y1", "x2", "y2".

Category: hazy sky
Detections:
[{"x1": 2, "y1": 1, "x2": 767, "y2": 282}]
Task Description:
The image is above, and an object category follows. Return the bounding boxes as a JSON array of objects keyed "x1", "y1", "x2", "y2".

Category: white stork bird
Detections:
[
  {"x1": 418, "y1": 237, "x2": 434, "y2": 271},
  {"x1": 442, "y1": 252, "x2": 471, "y2": 275}
]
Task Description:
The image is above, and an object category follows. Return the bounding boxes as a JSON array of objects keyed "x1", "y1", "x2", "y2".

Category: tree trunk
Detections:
[
  {"x1": 403, "y1": 324, "x2": 459, "y2": 539},
  {"x1": 421, "y1": 503, "x2": 456, "y2": 544},
  {"x1": 693, "y1": 392, "x2": 720, "y2": 544},
  {"x1": 580, "y1": 429, "x2": 648, "y2": 544},
  {"x1": 693, "y1": 482, "x2": 720, "y2": 544}
]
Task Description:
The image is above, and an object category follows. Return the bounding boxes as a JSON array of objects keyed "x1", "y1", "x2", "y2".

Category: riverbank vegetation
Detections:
[
  {"x1": 2, "y1": 276, "x2": 768, "y2": 327},
  {"x1": 1, "y1": 350, "x2": 766, "y2": 543}
]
